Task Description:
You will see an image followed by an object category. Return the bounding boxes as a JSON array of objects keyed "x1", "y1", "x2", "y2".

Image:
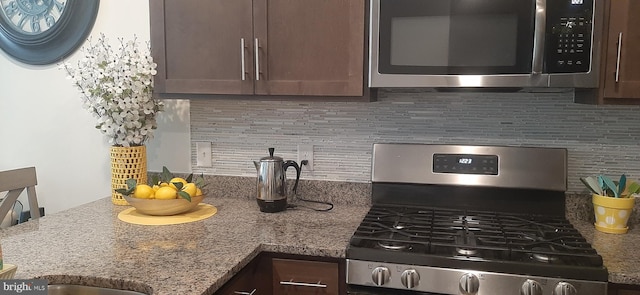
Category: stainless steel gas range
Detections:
[{"x1": 346, "y1": 144, "x2": 608, "y2": 295}]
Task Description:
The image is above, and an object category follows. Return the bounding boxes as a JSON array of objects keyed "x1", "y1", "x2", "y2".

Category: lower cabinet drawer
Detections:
[{"x1": 272, "y1": 258, "x2": 340, "y2": 295}]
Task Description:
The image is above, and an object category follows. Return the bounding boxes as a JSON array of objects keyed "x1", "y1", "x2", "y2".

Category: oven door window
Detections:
[{"x1": 378, "y1": 0, "x2": 535, "y2": 75}]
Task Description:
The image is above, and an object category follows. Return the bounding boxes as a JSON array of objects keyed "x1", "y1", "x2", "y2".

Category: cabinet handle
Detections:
[
  {"x1": 615, "y1": 32, "x2": 622, "y2": 83},
  {"x1": 233, "y1": 289, "x2": 256, "y2": 295},
  {"x1": 254, "y1": 38, "x2": 260, "y2": 81},
  {"x1": 279, "y1": 280, "x2": 327, "y2": 288},
  {"x1": 531, "y1": 0, "x2": 546, "y2": 75},
  {"x1": 240, "y1": 38, "x2": 246, "y2": 81}
]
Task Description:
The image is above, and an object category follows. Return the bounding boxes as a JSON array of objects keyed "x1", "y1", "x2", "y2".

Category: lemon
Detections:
[
  {"x1": 169, "y1": 177, "x2": 188, "y2": 190},
  {"x1": 196, "y1": 188, "x2": 203, "y2": 196},
  {"x1": 133, "y1": 184, "x2": 155, "y2": 199},
  {"x1": 152, "y1": 184, "x2": 160, "y2": 192},
  {"x1": 182, "y1": 183, "x2": 197, "y2": 197},
  {"x1": 155, "y1": 186, "x2": 178, "y2": 200}
]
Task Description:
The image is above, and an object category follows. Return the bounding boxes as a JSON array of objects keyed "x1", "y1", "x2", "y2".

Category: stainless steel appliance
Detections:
[
  {"x1": 369, "y1": 0, "x2": 605, "y2": 89},
  {"x1": 254, "y1": 148, "x2": 301, "y2": 213},
  {"x1": 346, "y1": 144, "x2": 607, "y2": 295}
]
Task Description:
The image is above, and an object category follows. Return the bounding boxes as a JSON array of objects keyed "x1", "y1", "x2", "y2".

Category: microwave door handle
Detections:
[{"x1": 531, "y1": 0, "x2": 546, "y2": 75}]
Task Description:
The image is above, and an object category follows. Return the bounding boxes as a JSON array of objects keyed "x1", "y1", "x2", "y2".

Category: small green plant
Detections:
[{"x1": 580, "y1": 174, "x2": 640, "y2": 198}]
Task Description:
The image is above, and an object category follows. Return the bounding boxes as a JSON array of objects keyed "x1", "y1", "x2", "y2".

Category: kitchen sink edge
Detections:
[{"x1": 38, "y1": 274, "x2": 153, "y2": 295}]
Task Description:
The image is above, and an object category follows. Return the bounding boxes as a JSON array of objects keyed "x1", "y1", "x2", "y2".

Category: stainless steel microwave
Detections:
[{"x1": 369, "y1": 0, "x2": 605, "y2": 89}]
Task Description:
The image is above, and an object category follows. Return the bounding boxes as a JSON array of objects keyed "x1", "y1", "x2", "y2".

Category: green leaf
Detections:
[
  {"x1": 177, "y1": 191, "x2": 192, "y2": 202},
  {"x1": 114, "y1": 178, "x2": 138, "y2": 196},
  {"x1": 172, "y1": 182, "x2": 184, "y2": 191},
  {"x1": 619, "y1": 174, "x2": 627, "y2": 197},
  {"x1": 600, "y1": 175, "x2": 619, "y2": 198},
  {"x1": 580, "y1": 177, "x2": 602, "y2": 195},
  {"x1": 160, "y1": 166, "x2": 173, "y2": 183},
  {"x1": 151, "y1": 174, "x2": 159, "y2": 186},
  {"x1": 186, "y1": 173, "x2": 193, "y2": 183},
  {"x1": 598, "y1": 176, "x2": 605, "y2": 191},
  {"x1": 115, "y1": 187, "x2": 135, "y2": 196},
  {"x1": 126, "y1": 178, "x2": 138, "y2": 190},
  {"x1": 627, "y1": 182, "x2": 640, "y2": 196},
  {"x1": 194, "y1": 173, "x2": 207, "y2": 190}
]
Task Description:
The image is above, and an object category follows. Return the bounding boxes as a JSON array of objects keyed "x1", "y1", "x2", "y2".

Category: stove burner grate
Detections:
[{"x1": 349, "y1": 204, "x2": 604, "y2": 268}]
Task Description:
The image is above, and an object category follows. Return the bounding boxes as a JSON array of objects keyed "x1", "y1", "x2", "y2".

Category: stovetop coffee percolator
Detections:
[{"x1": 253, "y1": 148, "x2": 300, "y2": 213}]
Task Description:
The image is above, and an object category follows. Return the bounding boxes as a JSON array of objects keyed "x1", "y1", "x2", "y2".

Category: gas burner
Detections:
[
  {"x1": 520, "y1": 232, "x2": 541, "y2": 241},
  {"x1": 532, "y1": 252, "x2": 558, "y2": 263},
  {"x1": 393, "y1": 224, "x2": 406, "y2": 230},
  {"x1": 378, "y1": 241, "x2": 409, "y2": 251},
  {"x1": 452, "y1": 215, "x2": 481, "y2": 226},
  {"x1": 456, "y1": 247, "x2": 478, "y2": 256},
  {"x1": 453, "y1": 231, "x2": 479, "y2": 257},
  {"x1": 530, "y1": 247, "x2": 560, "y2": 263}
]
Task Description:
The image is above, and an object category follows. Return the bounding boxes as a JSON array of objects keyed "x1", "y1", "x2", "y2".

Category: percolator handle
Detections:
[{"x1": 283, "y1": 160, "x2": 301, "y2": 194}]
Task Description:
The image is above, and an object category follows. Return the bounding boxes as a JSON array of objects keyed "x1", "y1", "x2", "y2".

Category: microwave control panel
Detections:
[{"x1": 545, "y1": 0, "x2": 594, "y2": 73}]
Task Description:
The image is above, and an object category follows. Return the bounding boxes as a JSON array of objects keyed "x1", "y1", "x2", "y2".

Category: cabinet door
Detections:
[
  {"x1": 215, "y1": 271, "x2": 257, "y2": 295},
  {"x1": 150, "y1": 0, "x2": 255, "y2": 95},
  {"x1": 215, "y1": 255, "x2": 271, "y2": 295},
  {"x1": 609, "y1": 283, "x2": 640, "y2": 295},
  {"x1": 601, "y1": 0, "x2": 640, "y2": 99},
  {"x1": 272, "y1": 258, "x2": 339, "y2": 295},
  {"x1": 253, "y1": 0, "x2": 365, "y2": 96}
]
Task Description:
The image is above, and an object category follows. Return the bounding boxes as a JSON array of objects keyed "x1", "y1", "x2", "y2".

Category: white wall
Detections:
[{"x1": 0, "y1": 0, "x2": 191, "y2": 214}]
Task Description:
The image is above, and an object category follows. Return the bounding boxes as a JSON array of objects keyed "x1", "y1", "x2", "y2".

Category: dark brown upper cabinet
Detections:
[
  {"x1": 149, "y1": 0, "x2": 367, "y2": 98},
  {"x1": 576, "y1": 0, "x2": 640, "y2": 104}
]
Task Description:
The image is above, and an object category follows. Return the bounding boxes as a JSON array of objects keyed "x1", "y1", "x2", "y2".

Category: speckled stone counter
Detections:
[
  {"x1": 566, "y1": 193, "x2": 640, "y2": 285},
  {"x1": 3, "y1": 178, "x2": 640, "y2": 294},
  {"x1": 0, "y1": 197, "x2": 369, "y2": 295},
  {"x1": 572, "y1": 220, "x2": 640, "y2": 285}
]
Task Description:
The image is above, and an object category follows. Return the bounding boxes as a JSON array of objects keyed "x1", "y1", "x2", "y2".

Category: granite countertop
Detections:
[
  {"x1": 2, "y1": 193, "x2": 640, "y2": 295},
  {"x1": 0, "y1": 197, "x2": 369, "y2": 295},
  {"x1": 565, "y1": 194, "x2": 640, "y2": 285},
  {"x1": 572, "y1": 221, "x2": 640, "y2": 285}
]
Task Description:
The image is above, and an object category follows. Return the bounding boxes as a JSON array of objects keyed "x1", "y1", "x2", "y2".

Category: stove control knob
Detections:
[
  {"x1": 459, "y1": 273, "x2": 480, "y2": 295},
  {"x1": 521, "y1": 279, "x2": 543, "y2": 295},
  {"x1": 401, "y1": 269, "x2": 420, "y2": 289},
  {"x1": 553, "y1": 282, "x2": 578, "y2": 295},
  {"x1": 371, "y1": 266, "x2": 390, "y2": 286}
]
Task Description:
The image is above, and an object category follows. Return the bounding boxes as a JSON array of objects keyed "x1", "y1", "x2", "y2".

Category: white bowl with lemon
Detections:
[{"x1": 117, "y1": 170, "x2": 206, "y2": 216}]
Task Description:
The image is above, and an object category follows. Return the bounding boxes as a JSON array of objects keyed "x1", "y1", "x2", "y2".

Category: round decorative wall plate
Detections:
[{"x1": 0, "y1": 0, "x2": 100, "y2": 65}]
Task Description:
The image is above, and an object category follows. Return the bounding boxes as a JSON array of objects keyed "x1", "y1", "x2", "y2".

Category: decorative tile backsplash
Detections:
[{"x1": 190, "y1": 88, "x2": 640, "y2": 194}]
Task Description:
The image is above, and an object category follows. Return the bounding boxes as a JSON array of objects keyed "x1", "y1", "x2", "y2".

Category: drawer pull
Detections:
[
  {"x1": 280, "y1": 280, "x2": 327, "y2": 288},
  {"x1": 233, "y1": 289, "x2": 256, "y2": 295}
]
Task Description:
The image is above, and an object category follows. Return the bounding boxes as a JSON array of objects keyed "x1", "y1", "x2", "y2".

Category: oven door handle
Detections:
[{"x1": 531, "y1": 0, "x2": 546, "y2": 75}]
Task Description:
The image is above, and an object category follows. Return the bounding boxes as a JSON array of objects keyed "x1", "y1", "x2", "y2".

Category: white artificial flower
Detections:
[{"x1": 61, "y1": 33, "x2": 164, "y2": 147}]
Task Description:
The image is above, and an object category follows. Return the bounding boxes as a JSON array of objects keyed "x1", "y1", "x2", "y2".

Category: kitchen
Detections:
[{"x1": 1, "y1": 0, "x2": 640, "y2": 294}]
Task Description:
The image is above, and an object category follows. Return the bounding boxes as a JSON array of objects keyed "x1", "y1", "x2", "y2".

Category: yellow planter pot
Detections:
[
  {"x1": 592, "y1": 194, "x2": 635, "y2": 234},
  {"x1": 110, "y1": 146, "x2": 147, "y2": 206}
]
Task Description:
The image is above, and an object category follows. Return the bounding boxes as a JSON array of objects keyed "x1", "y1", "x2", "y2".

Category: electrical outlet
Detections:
[
  {"x1": 297, "y1": 144, "x2": 314, "y2": 171},
  {"x1": 196, "y1": 142, "x2": 212, "y2": 167}
]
